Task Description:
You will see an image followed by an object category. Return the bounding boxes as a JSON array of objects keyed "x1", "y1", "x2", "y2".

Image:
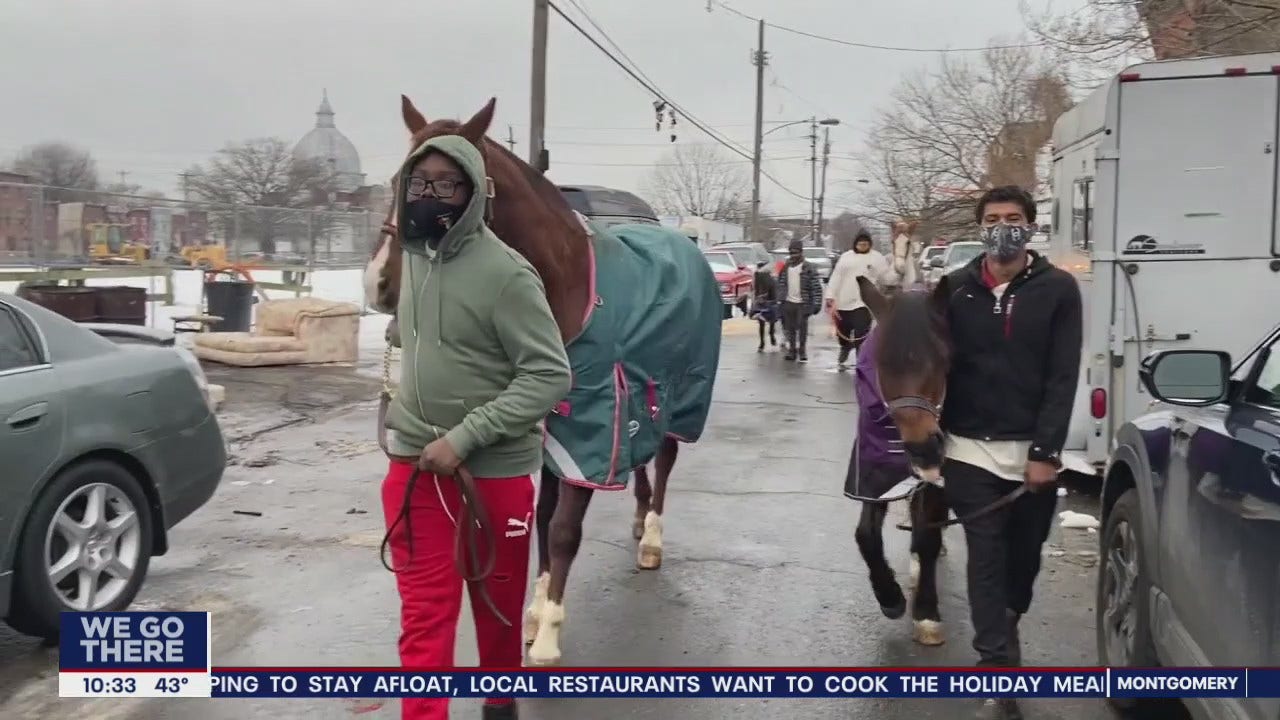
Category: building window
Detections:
[{"x1": 1072, "y1": 178, "x2": 1094, "y2": 250}]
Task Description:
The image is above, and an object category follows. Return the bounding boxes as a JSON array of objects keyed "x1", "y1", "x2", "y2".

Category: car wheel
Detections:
[
  {"x1": 1096, "y1": 488, "x2": 1166, "y2": 716},
  {"x1": 6, "y1": 460, "x2": 154, "y2": 640}
]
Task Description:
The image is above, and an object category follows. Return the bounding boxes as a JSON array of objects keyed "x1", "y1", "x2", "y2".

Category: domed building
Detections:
[{"x1": 294, "y1": 90, "x2": 365, "y2": 193}]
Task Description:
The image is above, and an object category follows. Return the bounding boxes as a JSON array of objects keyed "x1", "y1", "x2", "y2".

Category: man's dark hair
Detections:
[
  {"x1": 974, "y1": 185, "x2": 1036, "y2": 224},
  {"x1": 854, "y1": 230, "x2": 872, "y2": 243}
]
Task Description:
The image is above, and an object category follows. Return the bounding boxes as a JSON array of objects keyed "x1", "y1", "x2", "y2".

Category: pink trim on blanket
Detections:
[{"x1": 581, "y1": 232, "x2": 598, "y2": 327}]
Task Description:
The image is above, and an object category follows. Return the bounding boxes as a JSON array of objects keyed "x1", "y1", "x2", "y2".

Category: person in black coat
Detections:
[
  {"x1": 775, "y1": 238, "x2": 824, "y2": 362},
  {"x1": 749, "y1": 261, "x2": 779, "y2": 352}
]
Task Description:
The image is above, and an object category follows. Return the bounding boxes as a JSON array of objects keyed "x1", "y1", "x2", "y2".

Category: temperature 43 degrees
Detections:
[{"x1": 156, "y1": 677, "x2": 191, "y2": 693}]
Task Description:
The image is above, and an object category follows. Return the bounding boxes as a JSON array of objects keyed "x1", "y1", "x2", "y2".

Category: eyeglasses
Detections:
[{"x1": 405, "y1": 176, "x2": 467, "y2": 199}]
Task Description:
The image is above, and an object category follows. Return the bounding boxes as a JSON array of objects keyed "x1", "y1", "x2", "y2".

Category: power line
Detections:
[
  {"x1": 556, "y1": 155, "x2": 808, "y2": 167},
  {"x1": 710, "y1": 1, "x2": 1042, "y2": 53},
  {"x1": 548, "y1": 0, "x2": 809, "y2": 200}
]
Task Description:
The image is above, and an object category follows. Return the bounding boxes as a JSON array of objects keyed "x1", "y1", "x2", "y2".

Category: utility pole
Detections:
[
  {"x1": 178, "y1": 172, "x2": 192, "y2": 202},
  {"x1": 117, "y1": 170, "x2": 130, "y2": 186},
  {"x1": 808, "y1": 117, "x2": 818, "y2": 244},
  {"x1": 506, "y1": 125, "x2": 518, "y2": 153},
  {"x1": 748, "y1": 19, "x2": 767, "y2": 243},
  {"x1": 529, "y1": 0, "x2": 550, "y2": 173},
  {"x1": 815, "y1": 126, "x2": 831, "y2": 249}
]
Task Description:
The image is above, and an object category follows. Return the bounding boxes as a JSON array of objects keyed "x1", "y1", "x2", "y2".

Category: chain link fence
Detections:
[{"x1": 0, "y1": 182, "x2": 380, "y2": 268}]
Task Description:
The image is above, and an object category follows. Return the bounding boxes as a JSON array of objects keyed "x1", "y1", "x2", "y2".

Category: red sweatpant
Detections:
[{"x1": 381, "y1": 461, "x2": 534, "y2": 720}]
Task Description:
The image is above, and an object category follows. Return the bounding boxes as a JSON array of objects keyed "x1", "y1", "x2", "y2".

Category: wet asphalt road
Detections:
[{"x1": 0, "y1": 316, "x2": 1188, "y2": 720}]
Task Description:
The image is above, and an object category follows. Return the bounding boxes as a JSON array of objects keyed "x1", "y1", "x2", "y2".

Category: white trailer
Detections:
[{"x1": 1049, "y1": 51, "x2": 1280, "y2": 476}]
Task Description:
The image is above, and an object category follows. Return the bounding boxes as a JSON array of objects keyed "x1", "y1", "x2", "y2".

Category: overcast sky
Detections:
[{"x1": 1, "y1": 0, "x2": 1065, "y2": 219}]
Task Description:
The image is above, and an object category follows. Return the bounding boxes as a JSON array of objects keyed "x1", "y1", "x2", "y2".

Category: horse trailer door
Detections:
[{"x1": 1110, "y1": 73, "x2": 1279, "y2": 433}]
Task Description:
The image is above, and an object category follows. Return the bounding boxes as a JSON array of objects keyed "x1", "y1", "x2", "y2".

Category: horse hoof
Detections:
[
  {"x1": 913, "y1": 619, "x2": 945, "y2": 646},
  {"x1": 526, "y1": 648, "x2": 562, "y2": 667},
  {"x1": 880, "y1": 599, "x2": 907, "y2": 620},
  {"x1": 637, "y1": 545, "x2": 662, "y2": 570},
  {"x1": 872, "y1": 581, "x2": 907, "y2": 619}
]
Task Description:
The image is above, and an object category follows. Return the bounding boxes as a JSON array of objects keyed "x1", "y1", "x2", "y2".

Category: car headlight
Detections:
[
  {"x1": 174, "y1": 346, "x2": 213, "y2": 409},
  {"x1": 719, "y1": 282, "x2": 731, "y2": 293}
]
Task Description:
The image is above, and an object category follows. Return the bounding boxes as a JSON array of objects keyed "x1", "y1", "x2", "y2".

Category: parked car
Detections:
[
  {"x1": 924, "y1": 240, "x2": 984, "y2": 288},
  {"x1": 703, "y1": 250, "x2": 752, "y2": 319},
  {"x1": 710, "y1": 242, "x2": 772, "y2": 270},
  {"x1": 1096, "y1": 323, "x2": 1280, "y2": 720},
  {"x1": 557, "y1": 185, "x2": 660, "y2": 227},
  {"x1": 918, "y1": 244, "x2": 947, "y2": 274},
  {"x1": 801, "y1": 246, "x2": 834, "y2": 282},
  {"x1": 0, "y1": 293, "x2": 226, "y2": 639}
]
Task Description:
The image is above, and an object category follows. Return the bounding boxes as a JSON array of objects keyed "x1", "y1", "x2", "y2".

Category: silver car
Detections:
[
  {"x1": 0, "y1": 293, "x2": 225, "y2": 639},
  {"x1": 924, "y1": 241, "x2": 985, "y2": 288}
]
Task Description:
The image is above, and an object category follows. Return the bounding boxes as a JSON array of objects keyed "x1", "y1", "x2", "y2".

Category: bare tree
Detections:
[
  {"x1": 9, "y1": 142, "x2": 99, "y2": 200},
  {"x1": 1025, "y1": 0, "x2": 1280, "y2": 86},
  {"x1": 642, "y1": 144, "x2": 752, "y2": 223},
  {"x1": 849, "y1": 42, "x2": 1071, "y2": 240},
  {"x1": 186, "y1": 138, "x2": 336, "y2": 256}
]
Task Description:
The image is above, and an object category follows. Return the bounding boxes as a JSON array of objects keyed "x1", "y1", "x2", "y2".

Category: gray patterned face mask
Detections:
[{"x1": 979, "y1": 223, "x2": 1035, "y2": 262}]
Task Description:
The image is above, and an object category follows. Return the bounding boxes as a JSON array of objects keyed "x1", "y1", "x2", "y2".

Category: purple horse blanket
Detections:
[{"x1": 843, "y1": 326, "x2": 913, "y2": 500}]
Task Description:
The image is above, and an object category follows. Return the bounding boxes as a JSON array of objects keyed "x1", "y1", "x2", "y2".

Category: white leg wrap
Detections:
[
  {"x1": 637, "y1": 510, "x2": 664, "y2": 570},
  {"x1": 527, "y1": 599, "x2": 565, "y2": 666}
]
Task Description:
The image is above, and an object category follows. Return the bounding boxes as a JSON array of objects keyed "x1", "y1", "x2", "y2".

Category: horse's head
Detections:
[
  {"x1": 362, "y1": 95, "x2": 497, "y2": 314},
  {"x1": 857, "y1": 276, "x2": 951, "y2": 481}
]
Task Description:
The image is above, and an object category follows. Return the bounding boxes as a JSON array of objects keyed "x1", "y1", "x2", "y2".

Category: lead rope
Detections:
[{"x1": 375, "y1": 329, "x2": 511, "y2": 627}]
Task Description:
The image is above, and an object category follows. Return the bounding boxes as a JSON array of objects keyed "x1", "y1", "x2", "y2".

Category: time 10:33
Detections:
[{"x1": 82, "y1": 677, "x2": 137, "y2": 694}]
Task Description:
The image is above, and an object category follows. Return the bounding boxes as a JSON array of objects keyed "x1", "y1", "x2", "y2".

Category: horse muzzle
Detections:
[{"x1": 903, "y1": 430, "x2": 945, "y2": 475}]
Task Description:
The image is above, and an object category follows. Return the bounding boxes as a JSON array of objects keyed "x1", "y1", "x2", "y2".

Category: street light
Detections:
[
  {"x1": 749, "y1": 116, "x2": 840, "y2": 245},
  {"x1": 762, "y1": 116, "x2": 840, "y2": 138}
]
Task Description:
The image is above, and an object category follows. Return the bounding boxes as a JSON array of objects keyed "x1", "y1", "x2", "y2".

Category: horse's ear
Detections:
[
  {"x1": 857, "y1": 276, "x2": 889, "y2": 320},
  {"x1": 401, "y1": 95, "x2": 428, "y2": 134},
  {"x1": 458, "y1": 98, "x2": 497, "y2": 144}
]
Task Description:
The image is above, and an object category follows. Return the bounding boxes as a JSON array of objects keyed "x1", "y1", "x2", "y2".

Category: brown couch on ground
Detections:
[{"x1": 193, "y1": 297, "x2": 360, "y2": 367}]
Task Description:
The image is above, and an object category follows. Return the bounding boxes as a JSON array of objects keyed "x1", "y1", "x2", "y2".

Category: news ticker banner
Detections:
[{"x1": 57, "y1": 612, "x2": 1280, "y2": 700}]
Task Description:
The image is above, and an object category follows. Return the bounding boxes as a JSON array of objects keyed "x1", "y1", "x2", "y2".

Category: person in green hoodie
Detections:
[{"x1": 381, "y1": 134, "x2": 571, "y2": 720}]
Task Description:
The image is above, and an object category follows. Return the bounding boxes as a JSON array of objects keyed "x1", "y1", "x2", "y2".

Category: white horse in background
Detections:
[{"x1": 886, "y1": 220, "x2": 921, "y2": 290}]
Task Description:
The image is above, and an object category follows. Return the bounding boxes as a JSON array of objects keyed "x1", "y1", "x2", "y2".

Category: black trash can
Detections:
[{"x1": 203, "y1": 279, "x2": 255, "y2": 332}]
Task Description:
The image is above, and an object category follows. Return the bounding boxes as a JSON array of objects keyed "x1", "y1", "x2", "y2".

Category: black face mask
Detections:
[{"x1": 405, "y1": 197, "x2": 465, "y2": 245}]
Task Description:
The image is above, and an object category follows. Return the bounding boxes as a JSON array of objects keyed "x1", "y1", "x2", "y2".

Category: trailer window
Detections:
[{"x1": 1072, "y1": 179, "x2": 1094, "y2": 250}]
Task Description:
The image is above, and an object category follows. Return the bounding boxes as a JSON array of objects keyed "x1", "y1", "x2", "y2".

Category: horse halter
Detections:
[{"x1": 885, "y1": 395, "x2": 941, "y2": 418}]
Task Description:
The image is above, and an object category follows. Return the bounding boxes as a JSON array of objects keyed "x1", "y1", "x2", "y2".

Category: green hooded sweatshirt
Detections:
[{"x1": 384, "y1": 135, "x2": 571, "y2": 477}]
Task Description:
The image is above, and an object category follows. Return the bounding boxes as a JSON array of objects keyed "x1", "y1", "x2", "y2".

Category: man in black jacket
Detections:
[
  {"x1": 936, "y1": 186, "x2": 1082, "y2": 720},
  {"x1": 775, "y1": 238, "x2": 824, "y2": 362}
]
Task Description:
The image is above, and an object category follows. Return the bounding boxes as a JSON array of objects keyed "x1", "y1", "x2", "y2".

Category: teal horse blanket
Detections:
[{"x1": 542, "y1": 221, "x2": 722, "y2": 490}]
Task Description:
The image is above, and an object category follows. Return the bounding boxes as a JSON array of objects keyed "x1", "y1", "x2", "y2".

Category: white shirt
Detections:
[
  {"x1": 827, "y1": 249, "x2": 889, "y2": 311},
  {"x1": 785, "y1": 264, "x2": 802, "y2": 303},
  {"x1": 943, "y1": 280, "x2": 1034, "y2": 482}
]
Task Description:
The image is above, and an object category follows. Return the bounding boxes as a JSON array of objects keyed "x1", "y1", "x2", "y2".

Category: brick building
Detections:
[{"x1": 0, "y1": 171, "x2": 36, "y2": 253}]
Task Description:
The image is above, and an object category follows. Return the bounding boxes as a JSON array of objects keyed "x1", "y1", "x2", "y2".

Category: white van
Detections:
[{"x1": 1049, "y1": 51, "x2": 1280, "y2": 476}]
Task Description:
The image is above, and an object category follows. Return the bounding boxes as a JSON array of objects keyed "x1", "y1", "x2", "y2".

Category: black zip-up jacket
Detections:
[{"x1": 938, "y1": 251, "x2": 1083, "y2": 466}]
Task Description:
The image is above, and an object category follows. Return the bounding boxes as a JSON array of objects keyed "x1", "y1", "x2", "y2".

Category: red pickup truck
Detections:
[{"x1": 702, "y1": 249, "x2": 752, "y2": 319}]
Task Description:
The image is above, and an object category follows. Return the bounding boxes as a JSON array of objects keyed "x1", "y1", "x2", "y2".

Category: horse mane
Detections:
[{"x1": 874, "y1": 290, "x2": 949, "y2": 380}]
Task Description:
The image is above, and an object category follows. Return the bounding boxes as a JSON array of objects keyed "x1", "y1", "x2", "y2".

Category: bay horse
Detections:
[
  {"x1": 847, "y1": 275, "x2": 950, "y2": 646},
  {"x1": 365, "y1": 96, "x2": 692, "y2": 666}
]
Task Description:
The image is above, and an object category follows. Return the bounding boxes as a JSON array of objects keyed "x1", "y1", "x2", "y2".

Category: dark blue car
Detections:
[{"x1": 1097, "y1": 323, "x2": 1280, "y2": 720}]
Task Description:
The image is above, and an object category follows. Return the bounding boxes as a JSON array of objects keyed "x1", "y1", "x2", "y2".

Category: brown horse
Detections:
[
  {"x1": 849, "y1": 276, "x2": 951, "y2": 646},
  {"x1": 365, "y1": 96, "x2": 685, "y2": 666}
]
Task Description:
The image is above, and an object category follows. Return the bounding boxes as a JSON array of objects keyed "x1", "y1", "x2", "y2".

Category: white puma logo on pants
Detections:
[{"x1": 505, "y1": 513, "x2": 531, "y2": 538}]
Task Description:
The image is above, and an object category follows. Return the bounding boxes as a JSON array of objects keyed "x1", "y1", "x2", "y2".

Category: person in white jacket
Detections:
[{"x1": 825, "y1": 231, "x2": 890, "y2": 368}]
